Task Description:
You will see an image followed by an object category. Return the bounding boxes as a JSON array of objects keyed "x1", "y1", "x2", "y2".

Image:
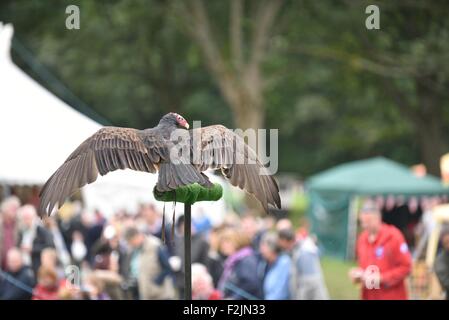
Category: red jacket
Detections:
[
  {"x1": 356, "y1": 223, "x2": 412, "y2": 300},
  {"x1": 32, "y1": 279, "x2": 68, "y2": 300},
  {"x1": 32, "y1": 284, "x2": 60, "y2": 300}
]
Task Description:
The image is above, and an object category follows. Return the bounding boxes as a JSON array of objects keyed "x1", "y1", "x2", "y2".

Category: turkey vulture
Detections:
[{"x1": 38, "y1": 112, "x2": 281, "y2": 217}]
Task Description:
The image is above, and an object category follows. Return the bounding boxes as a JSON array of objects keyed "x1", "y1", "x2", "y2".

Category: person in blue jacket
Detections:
[{"x1": 260, "y1": 232, "x2": 291, "y2": 300}]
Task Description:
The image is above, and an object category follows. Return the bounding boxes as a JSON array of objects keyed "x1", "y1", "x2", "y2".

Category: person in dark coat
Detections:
[
  {"x1": 205, "y1": 226, "x2": 226, "y2": 287},
  {"x1": 0, "y1": 247, "x2": 35, "y2": 300},
  {"x1": 66, "y1": 211, "x2": 104, "y2": 267},
  {"x1": 217, "y1": 228, "x2": 264, "y2": 300},
  {"x1": 31, "y1": 225, "x2": 55, "y2": 275},
  {"x1": 91, "y1": 225, "x2": 128, "y2": 276},
  {"x1": 435, "y1": 228, "x2": 449, "y2": 299}
]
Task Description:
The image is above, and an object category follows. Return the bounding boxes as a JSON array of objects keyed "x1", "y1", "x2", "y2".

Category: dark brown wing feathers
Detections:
[
  {"x1": 191, "y1": 125, "x2": 281, "y2": 212},
  {"x1": 39, "y1": 127, "x2": 160, "y2": 217},
  {"x1": 39, "y1": 123, "x2": 280, "y2": 217}
]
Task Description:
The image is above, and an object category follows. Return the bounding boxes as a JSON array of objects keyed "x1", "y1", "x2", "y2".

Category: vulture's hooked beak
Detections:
[{"x1": 181, "y1": 120, "x2": 189, "y2": 129}]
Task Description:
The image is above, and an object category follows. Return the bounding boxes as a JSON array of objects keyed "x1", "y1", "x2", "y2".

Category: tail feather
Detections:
[{"x1": 156, "y1": 162, "x2": 212, "y2": 192}]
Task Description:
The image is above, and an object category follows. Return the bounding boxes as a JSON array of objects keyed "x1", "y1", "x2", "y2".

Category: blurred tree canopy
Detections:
[{"x1": 1, "y1": 0, "x2": 449, "y2": 177}]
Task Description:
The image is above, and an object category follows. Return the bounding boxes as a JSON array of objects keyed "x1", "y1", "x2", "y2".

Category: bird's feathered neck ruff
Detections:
[{"x1": 157, "y1": 114, "x2": 178, "y2": 129}]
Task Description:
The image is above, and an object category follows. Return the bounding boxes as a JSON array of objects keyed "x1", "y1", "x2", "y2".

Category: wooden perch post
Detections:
[
  {"x1": 153, "y1": 183, "x2": 223, "y2": 300},
  {"x1": 184, "y1": 202, "x2": 192, "y2": 300}
]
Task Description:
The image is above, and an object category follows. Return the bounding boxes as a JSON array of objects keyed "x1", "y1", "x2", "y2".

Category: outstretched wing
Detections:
[
  {"x1": 190, "y1": 125, "x2": 281, "y2": 212},
  {"x1": 39, "y1": 127, "x2": 164, "y2": 217}
]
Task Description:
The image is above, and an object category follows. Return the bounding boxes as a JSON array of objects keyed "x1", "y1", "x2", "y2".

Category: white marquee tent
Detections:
[{"x1": 0, "y1": 22, "x2": 227, "y2": 222}]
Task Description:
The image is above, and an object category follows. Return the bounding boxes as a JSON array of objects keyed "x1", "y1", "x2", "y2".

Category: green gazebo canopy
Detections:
[
  {"x1": 307, "y1": 156, "x2": 449, "y2": 196},
  {"x1": 306, "y1": 157, "x2": 449, "y2": 259}
]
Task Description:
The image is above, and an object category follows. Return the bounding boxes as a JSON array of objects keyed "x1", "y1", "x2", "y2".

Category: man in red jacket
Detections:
[{"x1": 349, "y1": 200, "x2": 412, "y2": 300}]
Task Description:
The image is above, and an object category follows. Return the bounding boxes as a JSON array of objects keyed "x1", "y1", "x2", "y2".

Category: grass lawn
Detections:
[{"x1": 321, "y1": 256, "x2": 360, "y2": 300}]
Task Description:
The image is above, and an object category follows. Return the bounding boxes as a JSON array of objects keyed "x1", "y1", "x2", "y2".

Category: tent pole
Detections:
[
  {"x1": 184, "y1": 203, "x2": 192, "y2": 300},
  {"x1": 346, "y1": 195, "x2": 360, "y2": 260}
]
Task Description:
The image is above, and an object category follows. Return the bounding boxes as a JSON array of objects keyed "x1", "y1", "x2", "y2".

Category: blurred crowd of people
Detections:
[{"x1": 0, "y1": 195, "x2": 329, "y2": 300}]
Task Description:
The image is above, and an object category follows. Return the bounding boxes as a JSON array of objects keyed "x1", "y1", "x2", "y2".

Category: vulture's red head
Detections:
[{"x1": 168, "y1": 112, "x2": 189, "y2": 129}]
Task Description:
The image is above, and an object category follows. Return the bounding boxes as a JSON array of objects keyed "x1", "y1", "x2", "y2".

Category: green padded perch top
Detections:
[{"x1": 153, "y1": 183, "x2": 223, "y2": 205}]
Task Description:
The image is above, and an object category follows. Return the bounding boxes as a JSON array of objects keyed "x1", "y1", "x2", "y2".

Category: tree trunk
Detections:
[
  {"x1": 229, "y1": 83, "x2": 265, "y2": 131},
  {"x1": 383, "y1": 78, "x2": 448, "y2": 177},
  {"x1": 177, "y1": 0, "x2": 282, "y2": 214},
  {"x1": 413, "y1": 79, "x2": 447, "y2": 176},
  {"x1": 416, "y1": 121, "x2": 446, "y2": 176},
  {"x1": 232, "y1": 87, "x2": 267, "y2": 214}
]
